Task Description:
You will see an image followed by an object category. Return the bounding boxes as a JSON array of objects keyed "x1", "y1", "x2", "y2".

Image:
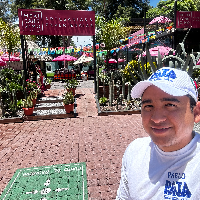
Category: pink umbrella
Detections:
[
  {"x1": 1, "y1": 55, "x2": 20, "y2": 61},
  {"x1": 104, "y1": 59, "x2": 117, "y2": 64},
  {"x1": 149, "y1": 16, "x2": 172, "y2": 24},
  {"x1": 118, "y1": 58, "x2": 125, "y2": 63},
  {"x1": 0, "y1": 58, "x2": 6, "y2": 66},
  {"x1": 141, "y1": 46, "x2": 174, "y2": 58},
  {"x1": 52, "y1": 54, "x2": 77, "y2": 61},
  {"x1": 197, "y1": 59, "x2": 200, "y2": 65}
]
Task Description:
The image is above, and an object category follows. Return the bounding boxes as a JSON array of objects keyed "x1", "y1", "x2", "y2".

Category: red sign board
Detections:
[
  {"x1": 176, "y1": 11, "x2": 200, "y2": 28},
  {"x1": 18, "y1": 9, "x2": 95, "y2": 36}
]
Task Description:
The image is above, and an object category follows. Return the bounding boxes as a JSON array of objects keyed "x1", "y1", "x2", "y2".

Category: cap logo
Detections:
[{"x1": 149, "y1": 68, "x2": 177, "y2": 82}]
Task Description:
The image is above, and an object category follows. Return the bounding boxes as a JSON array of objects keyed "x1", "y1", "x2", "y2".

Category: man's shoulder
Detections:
[{"x1": 125, "y1": 137, "x2": 152, "y2": 154}]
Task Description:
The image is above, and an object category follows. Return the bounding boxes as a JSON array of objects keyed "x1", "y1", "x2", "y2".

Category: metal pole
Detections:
[
  {"x1": 126, "y1": 46, "x2": 128, "y2": 64},
  {"x1": 173, "y1": 0, "x2": 177, "y2": 49},
  {"x1": 20, "y1": 35, "x2": 27, "y2": 80},
  {"x1": 93, "y1": 35, "x2": 97, "y2": 93}
]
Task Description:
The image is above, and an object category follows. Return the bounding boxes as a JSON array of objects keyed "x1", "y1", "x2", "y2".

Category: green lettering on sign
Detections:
[{"x1": 0, "y1": 162, "x2": 88, "y2": 200}]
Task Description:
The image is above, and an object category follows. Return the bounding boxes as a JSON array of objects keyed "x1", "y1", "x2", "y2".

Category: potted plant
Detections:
[
  {"x1": 65, "y1": 78, "x2": 79, "y2": 95},
  {"x1": 29, "y1": 89, "x2": 38, "y2": 106},
  {"x1": 22, "y1": 96, "x2": 34, "y2": 116},
  {"x1": 46, "y1": 78, "x2": 52, "y2": 89},
  {"x1": 62, "y1": 91, "x2": 74, "y2": 113}
]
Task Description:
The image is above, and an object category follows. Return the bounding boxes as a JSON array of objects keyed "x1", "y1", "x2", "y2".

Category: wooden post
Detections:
[
  {"x1": 20, "y1": 35, "x2": 27, "y2": 80},
  {"x1": 93, "y1": 35, "x2": 97, "y2": 93},
  {"x1": 122, "y1": 75, "x2": 125, "y2": 99}
]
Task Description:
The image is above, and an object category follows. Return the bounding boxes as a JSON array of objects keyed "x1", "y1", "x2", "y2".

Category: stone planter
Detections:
[{"x1": 99, "y1": 85, "x2": 129, "y2": 98}]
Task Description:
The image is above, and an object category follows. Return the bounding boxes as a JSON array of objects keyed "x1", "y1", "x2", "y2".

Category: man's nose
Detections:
[{"x1": 150, "y1": 108, "x2": 166, "y2": 124}]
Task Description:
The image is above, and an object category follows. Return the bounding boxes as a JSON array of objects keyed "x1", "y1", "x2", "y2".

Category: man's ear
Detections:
[{"x1": 194, "y1": 101, "x2": 200, "y2": 123}]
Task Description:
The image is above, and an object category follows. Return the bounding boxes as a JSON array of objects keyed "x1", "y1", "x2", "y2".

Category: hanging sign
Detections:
[
  {"x1": 176, "y1": 11, "x2": 200, "y2": 28},
  {"x1": 18, "y1": 9, "x2": 95, "y2": 36}
]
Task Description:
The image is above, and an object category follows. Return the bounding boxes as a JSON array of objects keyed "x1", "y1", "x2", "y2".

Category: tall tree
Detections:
[
  {"x1": 91, "y1": 0, "x2": 150, "y2": 20},
  {"x1": 96, "y1": 16, "x2": 130, "y2": 67},
  {"x1": 0, "y1": 18, "x2": 20, "y2": 58},
  {"x1": 146, "y1": 0, "x2": 197, "y2": 19},
  {"x1": 0, "y1": 0, "x2": 13, "y2": 23}
]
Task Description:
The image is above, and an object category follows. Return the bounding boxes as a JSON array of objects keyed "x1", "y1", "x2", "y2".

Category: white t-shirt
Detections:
[{"x1": 116, "y1": 132, "x2": 200, "y2": 200}]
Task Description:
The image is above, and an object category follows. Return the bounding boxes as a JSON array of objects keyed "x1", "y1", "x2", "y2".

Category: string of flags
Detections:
[{"x1": 1, "y1": 26, "x2": 171, "y2": 58}]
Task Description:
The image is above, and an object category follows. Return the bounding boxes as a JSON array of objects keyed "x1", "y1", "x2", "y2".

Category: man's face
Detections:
[{"x1": 141, "y1": 85, "x2": 195, "y2": 152}]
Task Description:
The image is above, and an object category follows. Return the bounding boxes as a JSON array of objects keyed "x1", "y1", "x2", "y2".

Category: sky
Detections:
[
  {"x1": 150, "y1": 0, "x2": 160, "y2": 8},
  {"x1": 72, "y1": 36, "x2": 93, "y2": 48},
  {"x1": 72, "y1": 0, "x2": 160, "y2": 47}
]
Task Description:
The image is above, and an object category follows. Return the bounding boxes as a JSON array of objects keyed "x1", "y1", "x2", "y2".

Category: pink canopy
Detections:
[
  {"x1": 141, "y1": 46, "x2": 174, "y2": 58},
  {"x1": 149, "y1": 16, "x2": 172, "y2": 24},
  {"x1": 118, "y1": 58, "x2": 125, "y2": 63},
  {"x1": 104, "y1": 59, "x2": 117, "y2": 64},
  {"x1": 1, "y1": 55, "x2": 20, "y2": 61},
  {"x1": 0, "y1": 58, "x2": 6, "y2": 66},
  {"x1": 52, "y1": 54, "x2": 77, "y2": 62}
]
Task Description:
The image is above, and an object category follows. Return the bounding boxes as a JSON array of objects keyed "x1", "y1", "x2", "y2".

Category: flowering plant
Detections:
[
  {"x1": 22, "y1": 96, "x2": 33, "y2": 108},
  {"x1": 26, "y1": 79, "x2": 41, "y2": 96},
  {"x1": 62, "y1": 91, "x2": 74, "y2": 105},
  {"x1": 65, "y1": 78, "x2": 79, "y2": 89}
]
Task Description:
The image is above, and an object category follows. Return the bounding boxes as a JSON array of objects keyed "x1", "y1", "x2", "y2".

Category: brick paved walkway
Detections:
[{"x1": 0, "y1": 81, "x2": 147, "y2": 199}]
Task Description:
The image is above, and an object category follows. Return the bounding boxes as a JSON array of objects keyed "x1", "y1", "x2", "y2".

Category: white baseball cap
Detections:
[{"x1": 131, "y1": 67, "x2": 198, "y2": 102}]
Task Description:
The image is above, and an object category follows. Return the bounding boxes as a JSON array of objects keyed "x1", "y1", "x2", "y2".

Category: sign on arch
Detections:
[{"x1": 18, "y1": 9, "x2": 95, "y2": 36}]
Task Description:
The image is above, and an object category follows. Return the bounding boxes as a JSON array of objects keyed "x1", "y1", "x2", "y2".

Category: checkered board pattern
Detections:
[{"x1": 0, "y1": 162, "x2": 88, "y2": 200}]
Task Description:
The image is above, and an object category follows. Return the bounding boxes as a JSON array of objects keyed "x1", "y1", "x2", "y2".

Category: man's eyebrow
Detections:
[
  {"x1": 161, "y1": 98, "x2": 180, "y2": 103},
  {"x1": 141, "y1": 99, "x2": 152, "y2": 104},
  {"x1": 141, "y1": 98, "x2": 180, "y2": 105}
]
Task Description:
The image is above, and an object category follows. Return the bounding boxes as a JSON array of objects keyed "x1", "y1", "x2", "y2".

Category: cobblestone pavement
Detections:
[
  {"x1": 0, "y1": 80, "x2": 200, "y2": 199},
  {"x1": 4, "y1": 79, "x2": 200, "y2": 199}
]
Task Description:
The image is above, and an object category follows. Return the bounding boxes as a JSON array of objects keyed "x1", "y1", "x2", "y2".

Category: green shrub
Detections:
[{"x1": 122, "y1": 60, "x2": 156, "y2": 83}]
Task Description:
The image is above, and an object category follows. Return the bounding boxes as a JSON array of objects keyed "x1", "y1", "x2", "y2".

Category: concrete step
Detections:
[{"x1": 24, "y1": 97, "x2": 77, "y2": 121}]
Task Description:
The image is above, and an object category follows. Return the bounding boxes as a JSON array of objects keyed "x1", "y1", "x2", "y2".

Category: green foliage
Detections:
[
  {"x1": 26, "y1": 79, "x2": 40, "y2": 93},
  {"x1": 146, "y1": 0, "x2": 197, "y2": 19},
  {"x1": 29, "y1": 90, "x2": 38, "y2": 100},
  {"x1": 99, "y1": 97, "x2": 108, "y2": 105},
  {"x1": 91, "y1": 0, "x2": 150, "y2": 20},
  {"x1": 0, "y1": 18, "x2": 20, "y2": 55},
  {"x1": 65, "y1": 78, "x2": 79, "y2": 89},
  {"x1": 22, "y1": 96, "x2": 33, "y2": 108},
  {"x1": 192, "y1": 68, "x2": 200, "y2": 80},
  {"x1": 98, "y1": 71, "x2": 110, "y2": 85},
  {"x1": 122, "y1": 60, "x2": 155, "y2": 83},
  {"x1": 0, "y1": 68, "x2": 23, "y2": 92},
  {"x1": 96, "y1": 16, "x2": 131, "y2": 52},
  {"x1": 46, "y1": 78, "x2": 52, "y2": 85},
  {"x1": 17, "y1": 99, "x2": 23, "y2": 109},
  {"x1": 0, "y1": 0, "x2": 12, "y2": 22},
  {"x1": 46, "y1": 73, "x2": 54, "y2": 78},
  {"x1": 62, "y1": 91, "x2": 74, "y2": 105}
]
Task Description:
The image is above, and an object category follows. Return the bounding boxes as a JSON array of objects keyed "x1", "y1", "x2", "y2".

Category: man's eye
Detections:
[
  {"x1": 143, "y1": 105, "x2": 153, "y2": 110},
  {"x1": 166, "y1": 103, "x2": 176, "y2": 107}
]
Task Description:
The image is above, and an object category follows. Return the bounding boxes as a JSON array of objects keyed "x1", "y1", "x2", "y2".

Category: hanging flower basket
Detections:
[{"x1": 23, "y1": 107, "x2": 34, "y2": 116}]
